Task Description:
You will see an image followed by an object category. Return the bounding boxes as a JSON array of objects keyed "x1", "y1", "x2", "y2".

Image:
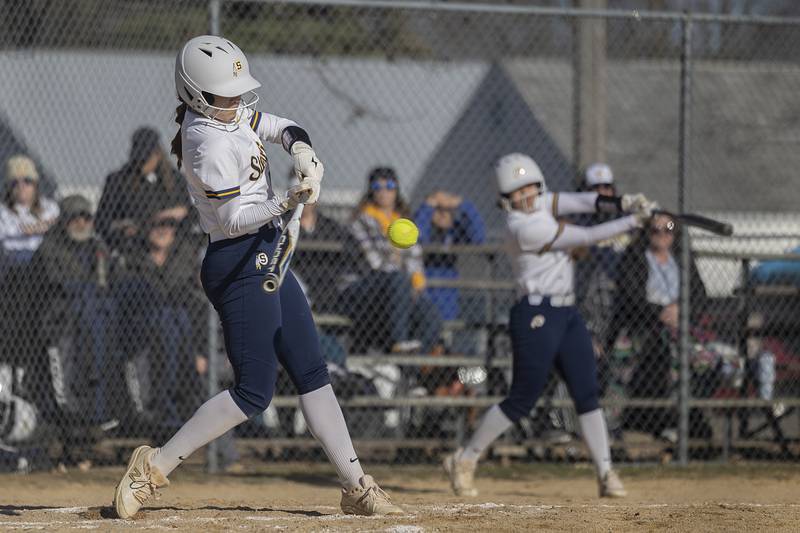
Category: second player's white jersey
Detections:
[
  {"x1": 506, "y1": 195, "x2": 575, "y2": 299},
  {"x1": 505, "y1": 191, "x2": 639, "y2": 300},
  {"x1": 182, "y1": 107, "x2": 296, "y2": 242}
]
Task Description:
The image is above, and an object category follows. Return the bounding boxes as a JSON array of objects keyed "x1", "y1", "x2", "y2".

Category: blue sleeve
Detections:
[
  {"x1": 414, "y1": 204, "x2": 435, "y2": 244},
  {"x1": 457, "y1": 200, "x2": 486, "y2": 244}
]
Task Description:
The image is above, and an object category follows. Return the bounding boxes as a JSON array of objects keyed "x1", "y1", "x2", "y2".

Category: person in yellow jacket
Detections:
[{"x1": 346, "y1": 167, "x2": 442, "y2": 354}]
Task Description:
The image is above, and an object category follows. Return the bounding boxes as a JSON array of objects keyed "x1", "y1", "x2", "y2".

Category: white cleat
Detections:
[
  {"x1": 599, "y1": 469, "x2": 627, "y2": 498},
  {"x1": 114, "y1": 445, "x2": 169, "y2": 519},
  {"x1": 443, "y1": 448, "x2": 478, "y2": 497},
  {"x1": 340, "y1": 474, "x2": 404, "y2": 516}
]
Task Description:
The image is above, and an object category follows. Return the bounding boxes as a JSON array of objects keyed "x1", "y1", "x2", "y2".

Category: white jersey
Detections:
[
  {"x1": 182, "y1": 107, "x2": 296, "y2": 242},
  {"x1": 506, "y1": 192, "x2": 639, "y2": 299},
  {"x1": 0, "y1": 197, "x2": 59, "y2": 253}
]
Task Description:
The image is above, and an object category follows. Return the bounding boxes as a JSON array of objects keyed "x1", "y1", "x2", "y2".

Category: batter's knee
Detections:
[
  {"x1": 573, "y1": 387, "x2": 600, "y2": 415},
  {"x1": 499, "y1": 393, "x2": 537, "y2": 423},
  {"x1": 293, "y1": 362, "x2": 331, "y2": 395},
  {"x1": 229, "y1": 383, "x2": 273, "y2": 418}
]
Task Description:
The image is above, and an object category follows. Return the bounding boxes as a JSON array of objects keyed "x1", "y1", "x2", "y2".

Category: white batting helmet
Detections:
[
  {"x1": 495, "y1": 153, "x2": 547, "y2": 212},
  {"x1": 495, "y1": 153, "x2": 546, "y2": 212},
  {"x1": 175, "y1": 35, "x2": 261, "y2": 119}
]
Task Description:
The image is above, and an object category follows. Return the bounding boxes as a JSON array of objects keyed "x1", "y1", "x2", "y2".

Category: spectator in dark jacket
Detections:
[
  {"x1": 414, "y1": 190, "x2": 485, "y2": 321},
  {"x1": 96, "y1": 127, "x2": 189, "y2": 256},
  {"x1": 24, "y1": 195, "x2": 122, "y2": 464},
  {"x1": 123, "y1": 203, "x2": 206, "y2": 437},
  {"x1": 120, "y1": 202, "x2": 208, "y2": 431},
  {"x1": 607, "y1": 213, "x2": 708, "y2": 440}
]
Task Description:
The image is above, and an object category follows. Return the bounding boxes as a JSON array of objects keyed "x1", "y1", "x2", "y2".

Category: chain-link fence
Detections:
[{"x1": 1, "y1": 0, "x2": 799, "y2": 473}]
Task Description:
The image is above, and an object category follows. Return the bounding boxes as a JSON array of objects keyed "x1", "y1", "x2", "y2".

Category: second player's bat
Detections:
[
  {"x1": 261, "y1": 204, "x2": 304, "y2": 293},
  {"x1": 654, "y1": 209, "x2": 733, "y2": 236}
]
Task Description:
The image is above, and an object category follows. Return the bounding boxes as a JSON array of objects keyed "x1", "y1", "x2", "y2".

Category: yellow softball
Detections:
[{"x1": 388, "y1": 218, "x2": 419, "y2": 249}]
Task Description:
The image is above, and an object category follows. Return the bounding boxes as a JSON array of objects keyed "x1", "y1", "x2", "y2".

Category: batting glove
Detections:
[
  {"x1": 265, "y1": 182, "x2": 313, "y2": 216},
  {"x1": 291, "y1": 142, "x2": 324, "y2": 204},
  {"x1": 620, "y1": 193, "x2": 649, "y2": 213},
  {"x1": 284, "y1": 182, "x2": 313, "y2": 210},
  {"x1": 633, "y1": 200, "x2": 659, "y2": 226}
]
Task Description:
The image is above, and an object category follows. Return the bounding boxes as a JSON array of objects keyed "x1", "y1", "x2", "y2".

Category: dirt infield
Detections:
[{"x1": 1, "y1": 463, "x2": 799, "y2": 532}]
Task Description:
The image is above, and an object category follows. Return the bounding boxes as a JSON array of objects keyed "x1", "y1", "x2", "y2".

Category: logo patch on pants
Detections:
[
  {"x1": 530, "y1": 314, "x2": 546, "y2": 329},
  {"x1": 255, "y1": 252, "x2": 269, "y2": 270}
]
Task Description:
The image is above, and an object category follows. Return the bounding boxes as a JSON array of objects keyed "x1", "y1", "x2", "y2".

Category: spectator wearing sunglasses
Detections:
[
  {"x1": 607, "y1": 213, "x2": 708, "y2": 441},
  {"x1": 0, "y1": 155, "x2": 60, "y2": 395},
  {"x1": 121, "y1": 203, "x2": 207, "y2": 438},
  {"x1": 345, "y1": 167, "x2": 442, "y2": 354},
  {"x1": 0, "y1": 155, "x2": 59, "y2": 268}
]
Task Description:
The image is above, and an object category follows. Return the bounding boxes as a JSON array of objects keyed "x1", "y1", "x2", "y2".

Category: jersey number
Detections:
[{"x1": 249, "y1": 142, "x2": 268, "y2": 181}]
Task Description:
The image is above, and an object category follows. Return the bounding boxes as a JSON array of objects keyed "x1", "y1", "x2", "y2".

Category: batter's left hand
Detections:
[
  {"x1": 291, "y1": 141, "x2": 324, "y2": 204},
  {"x1": 621, "y1": 193, "x2": 649, "y2": 213}
]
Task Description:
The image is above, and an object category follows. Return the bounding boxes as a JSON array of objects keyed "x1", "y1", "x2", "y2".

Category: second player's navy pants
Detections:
[
  {"x1": 499, "y1": 297, "x2": 600, "y2": 422},
  {"x1": 200, "y1": 224, "x2": 330, "y2": 418}
]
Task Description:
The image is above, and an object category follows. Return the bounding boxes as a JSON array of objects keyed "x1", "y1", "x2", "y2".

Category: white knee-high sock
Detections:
[
  {"x1": 460, "y1": 404, "x2": 513, "y2": 462},
  {"x1": 578, "y1": 408, "x2": 612, "y2": 478},
  {"x1": 151, "y1": 390, "x2": 248, "y2": 477},
  {"x1": 299, "y1": 384, "x2": 364, "y2": 490}
]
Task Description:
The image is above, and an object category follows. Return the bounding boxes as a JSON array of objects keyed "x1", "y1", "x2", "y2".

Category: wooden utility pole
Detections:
[{"x1": 574, "y1": 0, "x2": 608, "y2": 181}]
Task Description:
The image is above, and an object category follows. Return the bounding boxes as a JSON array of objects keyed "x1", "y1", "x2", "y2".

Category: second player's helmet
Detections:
[
  {"x1": 495, "y1": 153, "x2": 546, "y2": 212},
  {"x1": 175, "y1": 35, "x2": 261, "y2": 119}
]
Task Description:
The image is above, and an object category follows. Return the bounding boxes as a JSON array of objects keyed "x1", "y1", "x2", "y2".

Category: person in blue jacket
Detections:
[{"x1": 414, "y1": 190, "x2": 485, "y2": 321}]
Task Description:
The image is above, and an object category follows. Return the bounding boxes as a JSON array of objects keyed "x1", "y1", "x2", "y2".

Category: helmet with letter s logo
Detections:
[{"x1": 175, "y1": 35, "x2": 261, "y2": 121}]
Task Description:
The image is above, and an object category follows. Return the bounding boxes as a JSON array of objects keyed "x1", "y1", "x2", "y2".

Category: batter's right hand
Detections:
[
  {"x1": 633, "y1": 201, "x2": 659, "y2": 226},
  {"x1": 621, "y1": 193, "x2": 648, "y2": 213},
  {"x1": 284, "y1": 182, "x2": 313, "y2": 210},
  {"x1": 264, "y1": 183, "x2": 314, "y2": 217},
  {"x1": 624, "y1": 194, "x2": 658, "y2": 226}
]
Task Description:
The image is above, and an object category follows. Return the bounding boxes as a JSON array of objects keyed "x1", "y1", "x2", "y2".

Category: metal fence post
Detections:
[
  {"x1": 209, "y1": 0, "x2": 221, "y2": 36},
  {"x1": 205, "y1": 0, "x2": 222, "y2": 472},
  {"x1": 571, "y1": 16, "x2": 580, "y2": 181},
  {"x1": 677, "y1": 11, "x2": 693, "y2": 467},
  {"x1": 206, "y1": 302, "x2": 220, "y2": 473},
  {"x1": 575, "y1": 0, "x2": 608, "y2": 177}
]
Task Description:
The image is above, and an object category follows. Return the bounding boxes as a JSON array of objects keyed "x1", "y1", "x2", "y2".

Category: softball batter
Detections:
[
  {"x1": 113, "y1": 35, "x2": 401, "y2": 518},
  {"x1": 444, "y1": 153, "x2": 656, "y2": 498}
]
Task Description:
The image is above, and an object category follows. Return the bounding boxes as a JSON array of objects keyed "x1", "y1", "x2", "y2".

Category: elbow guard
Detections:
[
  {"x1": 596, "y1": 195, "x2": 623, "y2": 214},
  {"x1": 281, "y1": 126, "x2": 312, "y2": 152}
]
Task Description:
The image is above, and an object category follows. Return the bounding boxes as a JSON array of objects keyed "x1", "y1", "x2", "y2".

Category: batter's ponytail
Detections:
[{"x1": 171, "y1": 101, "x2": 188, "y2": 169}]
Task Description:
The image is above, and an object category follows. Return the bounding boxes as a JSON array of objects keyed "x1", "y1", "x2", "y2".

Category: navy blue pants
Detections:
[
  {"x1": 499, "y1": 298, "x2": 600, "y2": 422},
  {"x1": 200, "y1": 225, "x2": 330, "y2": 418}
]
